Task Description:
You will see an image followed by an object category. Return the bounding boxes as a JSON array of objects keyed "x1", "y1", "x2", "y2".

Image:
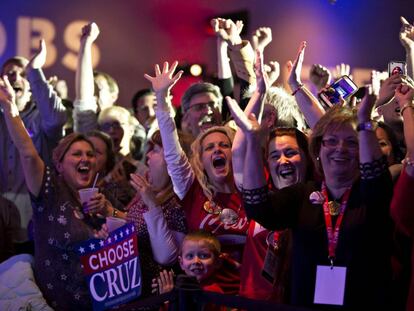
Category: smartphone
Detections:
[
  {"x1": 388, "y1": 61, "x2": 406, "y2": 77},
  {"x1": 122, "y1": 160, "x2": 137, "y2": 179},
  {"x1": 319, "y1": 75, "x2": 358, "y2": 107}
]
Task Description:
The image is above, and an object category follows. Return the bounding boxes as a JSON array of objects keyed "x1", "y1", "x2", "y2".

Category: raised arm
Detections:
[
  {"x1": 395, "y1": 80, "x2": 414, "y2": 176},
  {"x1": 357, "y1": 86, "x2": 383, "y2": 164},
  {"x1": 227, "y1": 94, "x2": 266, "y2": 190},
  {"x1": 231, "y1": 49, "x2": 268, "y2": 190},
  {"x1": 288, "y1": 41, "x2": 325, "y2": 128},
  {"x1": 73, "y1": 22, "x2": 100, "y2": 133},
  {"x1": 144, "y1": 62, "x2": 194, "y2": 199},
  {"x1": 26, "y1": 39, "x2": 67, "y2": 136},
  {"x1": 0, "y1": 76, "x2": 44, "y2": 196},
  {"x1": 400, "y1": 17, "x2": 414, "y2": 78}
]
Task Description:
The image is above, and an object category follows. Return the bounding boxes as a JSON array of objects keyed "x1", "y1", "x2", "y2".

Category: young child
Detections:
[{"x1": 152, "y1": 230, "x2": 224, "y2": 308}]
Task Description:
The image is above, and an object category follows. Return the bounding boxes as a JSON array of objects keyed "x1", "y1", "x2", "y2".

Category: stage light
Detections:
[{"x1": 190, "y1": 64, "x2": 203, "y2": 77}]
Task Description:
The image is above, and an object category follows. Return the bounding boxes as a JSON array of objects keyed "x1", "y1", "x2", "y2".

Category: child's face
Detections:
[{"x1": 179, "y1": 239, "x2": 218, "y2": 282}]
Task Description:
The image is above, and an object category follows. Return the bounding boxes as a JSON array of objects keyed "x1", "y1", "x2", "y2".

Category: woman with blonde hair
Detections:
[{"x1": 144, "y1": 61, "x2": 248, "y2": 294}]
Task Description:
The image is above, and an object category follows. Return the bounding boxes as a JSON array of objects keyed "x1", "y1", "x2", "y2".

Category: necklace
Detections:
[{"x1": 203, "y1": 200, "x2": 241, "y2": 225}]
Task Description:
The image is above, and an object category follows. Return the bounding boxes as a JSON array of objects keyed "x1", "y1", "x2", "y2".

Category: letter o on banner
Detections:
[{"x1": 0, "y1": 22, "x2": 6, "y2": 57}]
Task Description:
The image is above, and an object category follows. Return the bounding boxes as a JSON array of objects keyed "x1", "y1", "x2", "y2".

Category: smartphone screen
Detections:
[
  {"x1": 388, "y1": 61, "x2": 406, "y2": 77},
  {"x1": 319, "y1": 75, "x2": 358, "y2": 107}
]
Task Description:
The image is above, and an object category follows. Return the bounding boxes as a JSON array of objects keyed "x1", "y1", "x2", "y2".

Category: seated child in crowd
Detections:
[{"x1": 152, "y1": 230, "x2": 225, "y2": 309}]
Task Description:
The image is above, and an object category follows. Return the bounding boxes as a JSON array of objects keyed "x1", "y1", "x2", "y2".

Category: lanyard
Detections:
[{"x1": 321, "y1": 181, "x2": 351, "y2": 266}]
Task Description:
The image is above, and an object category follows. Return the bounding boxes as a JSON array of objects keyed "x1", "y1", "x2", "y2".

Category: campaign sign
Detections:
[{"x1": 75, "y1": 222, "x2": 141, "y2": 311}]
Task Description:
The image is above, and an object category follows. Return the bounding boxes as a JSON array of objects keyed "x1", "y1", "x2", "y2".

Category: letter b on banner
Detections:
[{"x1": 17, "y1": 16, "x2": 57, "y2": 68}]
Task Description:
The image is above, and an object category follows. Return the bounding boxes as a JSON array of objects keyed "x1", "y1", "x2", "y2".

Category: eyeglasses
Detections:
[
  {"x1": 203, "y1": 201, "x2": 240, "y2": 225},
  {"x1": 321, "y1": 138, "x2": 359, "y2": 150},
  {"x1": 187, "y1": 101, "x2": 218, "y2": 113},
  {"x1": 100, "y1": 122, "x2": 124, "y2": 131}
]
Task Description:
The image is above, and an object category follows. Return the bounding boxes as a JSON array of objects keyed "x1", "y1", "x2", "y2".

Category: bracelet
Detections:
[
  {"x1": 402, "y1": 157, "x2": 414, "y2": 166},
  {"x1": 112, "y1": 208, "x2": 119, "y2": 218},
  {"x1": 400, "y1": 103, "x2": 414, "y2": 116},
  {"x1": 356, "y1": 120, "x2": 378, "y2": 132},
  {"x1": 291, "y1": 84, "x2": 304, "y2": 96}
]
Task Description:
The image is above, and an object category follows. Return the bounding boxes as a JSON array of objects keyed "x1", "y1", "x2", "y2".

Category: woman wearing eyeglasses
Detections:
[
  {"x1": 228, "y1": 88, "x2": 394, "y2": 309},
  {"x1": 144, "y1": 62, "x2": 249, "y2": 294}
]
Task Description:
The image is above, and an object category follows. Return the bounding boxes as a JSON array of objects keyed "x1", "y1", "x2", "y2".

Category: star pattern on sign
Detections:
[
  {"x1": 99, "y1": 240, "x2": 105, "y2": 247},
  {"x1": 119, "y1": 231, "x2": 124, "y2": 238},
  {"x1": 48, "y1": 238, "x2": 54, "y2": 245},
  {"x1": 64, "y1": 232, "x2": 70, "y2": 239},
  {"x1": 79, "y1": 246, "x2": 85, "y2": 254},
  {"x1": 114, "y1": 234, "x2": 118, "y2": 241},
  {"x1": 131, "y1": 226, "x2": 135, "y2": 232},
  {"x1": 126, "y1": 228, "x2": 130, "y2": 235},
  {"x1": 48, "y1": 215, "x2": 54, "y2": 222},
  {"x1": 57, "y1": 215, "x2": 67, "y2": 225},
  {"x1": 107, "y1": 237, "x2": 112, "y2": 244},
  {"x1": 74, "y1": 293, "x2": 81, "y2": 300},
  {"x1": 60, "y1": 204, "x2": 66, "y2": 212},
  {"x1": 62, "y1": 253, "x2": 69, "y2": 260},
  {"x1": 60, "y1": 274, "x2": 67, "y2": 281},
  {"x1": 46, "y1": 283, "x2": 54, "y2": 290},
  {"x1": 89, "y1": 243, "x2": 95, "y2": 250},
  {"x1": 44, "y1": 259, "x2": 51, "y2": 266}
]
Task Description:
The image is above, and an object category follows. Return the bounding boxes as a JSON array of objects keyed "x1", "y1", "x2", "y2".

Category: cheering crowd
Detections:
[{"x1": 0, "y1": 16, "x2": 414, "y2": 311}]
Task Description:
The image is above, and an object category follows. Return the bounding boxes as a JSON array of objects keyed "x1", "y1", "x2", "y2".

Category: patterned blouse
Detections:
[{"x1": 126, "y1": 192, "x2": 187, "y2": 297}]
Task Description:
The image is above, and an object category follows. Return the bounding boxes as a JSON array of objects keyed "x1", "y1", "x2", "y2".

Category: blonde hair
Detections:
[{"x1": 190, "y1": 126, "x2": 235, "y2": 202}]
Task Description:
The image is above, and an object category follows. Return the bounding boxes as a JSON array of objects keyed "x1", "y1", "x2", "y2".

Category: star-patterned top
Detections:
[{"x1": 30, "y1": 166, "x2": 95, "y2": 310}]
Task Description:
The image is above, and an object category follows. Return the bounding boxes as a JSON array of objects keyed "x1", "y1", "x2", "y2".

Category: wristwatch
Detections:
[{"x1": 357, "y1": 121, "x2": 378, "y2": 132}]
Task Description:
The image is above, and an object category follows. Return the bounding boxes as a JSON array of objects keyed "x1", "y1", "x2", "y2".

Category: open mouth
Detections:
[
  {"x1": 12, "y1": 86, "x2": 23, "y2": 96},
  {"x1": 198, "y1": 115, "x2": 218, "y2": 128},
  {"x1": 77, "y1": 165, "x2": 91, "y2": 175},
  {"x1": 212, "y1": 156, "x2": 226, "y2": 169},
  {"x1": 278, "y1": 164, "x2": 295, "y2": 178}
]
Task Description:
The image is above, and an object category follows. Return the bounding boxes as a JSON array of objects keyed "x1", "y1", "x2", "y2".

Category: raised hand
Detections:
[
  {"x1": 226, "y1": 96, "x2": 260, "y2": 136},
  {"x1": 144, "y1": 61, "x2": 183, "y2": 96},
  {"x1": 288, "y1": 41, "x2": 307, "y2": 88},
  {"x1": 357, "y1": 85, "x2": 377, "y2": 122},
  {"x1": 0, "y1": 75, "x2": 16, "y2": 106},
  {"x1": 400, "y1": 16, "x2": 414, "y2": 50},
  {"x1": 309, "y1": 64, "x2": 331, "y2": 91},
  {"x1": 81, "y1": 22, "x2": 100, "y2": 45},
  {"x1": 27, "y1": 39, "x2": 47, "y2": 70},
  {"x1": 264, "y1": 60, "x2": 280, "y2": 86},
  {"x1": 378, "y1": 74, "x2": 403, "y2": 105},
  {"x1": 333, "y1": 63, "x2": 352, "y2": 81},
  {"x1": 130, "y1": 172, "x2": 158, "y2": 209},
  {"x1": 395, "y1": 82, "x2": 414, "y2": 108},
  {"x1": 151, "y1": 270, "x2": 175, "y2": 294},
  {"x1": 254, "y1": 50, "x2": 269, "y2": 93},
  {"x1": 210, "y1": 18, "x2": 243, "y2": 46},
  {"x1": 252, "y1": 27, "x2": 272, "y2": 52}
]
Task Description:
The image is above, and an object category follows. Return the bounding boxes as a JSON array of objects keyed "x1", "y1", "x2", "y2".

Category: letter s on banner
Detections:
[{"x1": 62, "y1": 20, "x2": 100, "y2": 71}]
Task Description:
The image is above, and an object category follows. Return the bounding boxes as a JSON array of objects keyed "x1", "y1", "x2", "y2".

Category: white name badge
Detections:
[{"x1": 314, "y1": 265, "x2": 347, "y2": 306}]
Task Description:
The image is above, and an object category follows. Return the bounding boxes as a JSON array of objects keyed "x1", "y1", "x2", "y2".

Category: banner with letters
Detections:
[{"x1": 75, "y1": 222, "x2": 141, "y2": 311}]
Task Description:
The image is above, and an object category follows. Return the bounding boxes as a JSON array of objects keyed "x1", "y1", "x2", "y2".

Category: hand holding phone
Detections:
[{"x1": 318, "y1": 75, "x2": 358, "y2": 107}]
